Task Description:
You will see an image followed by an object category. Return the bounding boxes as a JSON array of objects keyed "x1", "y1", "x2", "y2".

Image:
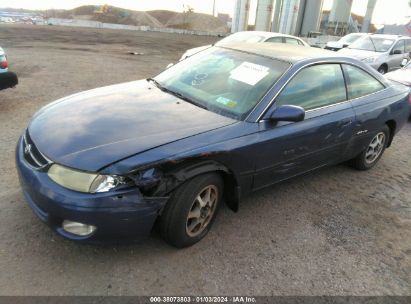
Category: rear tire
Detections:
[
  {"x1": 350, "y1": 125, "x2": 389, "y2": 170},
  {"x1": 158, "y1": 173, "x2": 223, "y2": 248}
]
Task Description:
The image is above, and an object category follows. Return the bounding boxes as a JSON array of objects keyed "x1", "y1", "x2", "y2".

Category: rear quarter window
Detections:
[
  {"x1": 285, "y1": 38, "x2": 300, "y2": 45},
  {"x1": 343, "y1": 64, "x2": 385, "y2": 100},
  {"x1": 265, "y1": 37, "x2": 284, "y2": 44}
]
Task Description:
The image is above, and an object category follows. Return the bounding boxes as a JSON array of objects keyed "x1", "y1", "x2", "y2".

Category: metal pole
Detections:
[{"x1": 362, "y1": 0, "x2": 377, "y2": 33}]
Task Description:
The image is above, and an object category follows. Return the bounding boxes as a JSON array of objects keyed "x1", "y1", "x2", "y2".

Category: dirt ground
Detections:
[{"x1": 0, "y1": 24, "x2": 410, "y2": 296}]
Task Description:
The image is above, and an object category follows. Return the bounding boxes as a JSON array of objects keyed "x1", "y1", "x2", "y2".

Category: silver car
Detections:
[
  {"x1": 180, "y1": 31, "x2": 310, "y2": 61},
  {"x1": 324, "y1": 33, "x2": 366, "y2": 51},
  {"x1": 339, "y1": 34, "x2": 411, "y2": 74},
  {"x1": 385, "y1": 59, "x2": 411, "y2": 87}
]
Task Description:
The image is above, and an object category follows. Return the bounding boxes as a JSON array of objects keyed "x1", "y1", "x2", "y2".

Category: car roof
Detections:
[
  {"x1": 220, "y1": 42, "x2": 338, "y2": 64},
  {"x1": 368, "y1": 34, "x2": 410, "y2": 40},
  {"x1": 234, "y1": 31, "x2": 305, "y2": 40}
]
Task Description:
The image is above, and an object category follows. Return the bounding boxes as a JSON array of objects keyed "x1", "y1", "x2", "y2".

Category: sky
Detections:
[{"x1": 0, "y1": 0, "x2": 410, "y2": 25}]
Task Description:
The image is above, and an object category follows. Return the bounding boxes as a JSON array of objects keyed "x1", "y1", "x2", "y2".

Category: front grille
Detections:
[{"x1": 23, "y1": 130, "x2": 51, "y2": 170}]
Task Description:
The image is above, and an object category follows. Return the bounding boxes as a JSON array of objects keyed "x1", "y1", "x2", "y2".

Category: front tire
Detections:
[
  {"x1": 377, "y1": 65, "x2": 387, "y2": 74},
  {"x1": 350, "y1": 125, "x2": 389, "y2": 170},
  {"x1": 158, "y1": 173, "x2": 223, "y2": 248}
]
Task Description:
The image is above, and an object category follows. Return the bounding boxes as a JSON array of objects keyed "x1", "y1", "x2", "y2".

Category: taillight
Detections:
[
  {"x1": 0, "y1": 60, "x2": 8, "y2": 69},
  {"x1": 409, "y1": 93, "x2": 411, "y2": 105}
]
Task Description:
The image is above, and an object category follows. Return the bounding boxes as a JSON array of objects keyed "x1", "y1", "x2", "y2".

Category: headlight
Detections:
[
  {"x1": 48, "y1": 164, "x2": 121, "y2": 193},
  {"x1": 362, "y1": 57, "x2": 378, "y2": 63}
]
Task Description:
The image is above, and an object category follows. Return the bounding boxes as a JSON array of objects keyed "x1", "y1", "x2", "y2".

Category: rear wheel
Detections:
[
  {"x1": 350, "y1": 125, "x2": 389, "y2": 170},
  {"x1": 158, "y1": 173, "x2": 223, "y2": 248}
]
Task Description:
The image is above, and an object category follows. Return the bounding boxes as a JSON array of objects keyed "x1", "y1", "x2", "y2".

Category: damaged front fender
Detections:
[{"x1": 123, "y1": 160, "x2": 241, "y2": 212}]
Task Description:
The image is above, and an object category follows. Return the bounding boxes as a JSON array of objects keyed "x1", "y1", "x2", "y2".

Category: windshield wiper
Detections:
[
  {"x1": 146, "y1": 78, "x2": 208, "y2": 110},
  {"x1": 147, "y1": 78, "x2": 164, "y2": 90}
]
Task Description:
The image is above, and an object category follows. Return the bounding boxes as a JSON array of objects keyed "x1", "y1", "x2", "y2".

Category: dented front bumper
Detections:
[{"x1": 16, "y1": 136, "x2": 168, "y2": 242}]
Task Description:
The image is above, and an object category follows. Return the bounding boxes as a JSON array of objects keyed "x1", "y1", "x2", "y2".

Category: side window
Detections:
[
  {"x1": 343, "y1": 64, "x2": 385, "y2": 99},
  {"x1": 406, "y1": 40, "x2": 411, "y2": 53},
  {"x1": 266, "y1": 37, "x2": 284, "y2": 44},
  {"x1": 275, "y1": 64, "x2": 347, "y2": 111},
  {"x1": 285, "y1": 38, "x2": 300, "y2": 45},
  {"x1": 392, "y1": 40, "x2": 405, "y2": 54}
]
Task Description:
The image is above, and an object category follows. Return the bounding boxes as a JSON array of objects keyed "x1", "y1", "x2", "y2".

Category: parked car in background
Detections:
[
  {"x1": 324, "y1": 33, "x2": 366, "y2": 51},
  {"x1": 385, "y1": 59, "x2": 411, "y2": 87},
  {"x1": 0, "y1": 46, "x2": 18, "y2": 91},
  {"x1": 386, "y1": 59, "x2": 411, "y2": 117},
  {"x1": 180, "y1": 31, "x2": 310, "y2": 60},
  {"x1": 0, "y1": 47, "x2": 8, "y2": 72},
  {"x1": 17, "y1": 43, "x2": 409, "y2": 248},
  {"x1": 339, "y1": 34, "x2": 411, "y2": 74}
]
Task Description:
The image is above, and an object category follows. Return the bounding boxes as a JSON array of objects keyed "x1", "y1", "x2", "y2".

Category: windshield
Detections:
[
  {"x1": 340, "y1": 34, "x2": 362, "y2": 44},
  {"x1": 216, "y1": 32, "x2": 267, "y2": 45},
  {"x1": 155, "y1": 47, "x2": 290, "y2": 120},
  {"x1": 348, "y1": 36, "x2": 395, "y2": 52}
]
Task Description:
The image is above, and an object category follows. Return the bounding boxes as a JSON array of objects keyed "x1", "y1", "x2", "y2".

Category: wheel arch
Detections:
[
  {"x1": 385, "y1": 119, "x2": 396, "y2": 147},
  {"x1": 159, "y1": 160, "x2": 241, "y2": 212},
  {"x1": 378, "y1": 63, "x2": 388, "y2": 74}
]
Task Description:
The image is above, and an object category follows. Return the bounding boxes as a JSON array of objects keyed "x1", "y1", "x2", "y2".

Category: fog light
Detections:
[{"x1": 62, "y1": 220, "x2": 96, "y2": 236}]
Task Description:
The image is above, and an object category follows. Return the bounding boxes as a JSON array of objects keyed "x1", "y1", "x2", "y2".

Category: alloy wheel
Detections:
[
  {"x1": 186, "y1": 185, "x2": 218, "y2": 237},
  {"x1": 365, "y1": 132, "x2": 386, "y2": 164}
]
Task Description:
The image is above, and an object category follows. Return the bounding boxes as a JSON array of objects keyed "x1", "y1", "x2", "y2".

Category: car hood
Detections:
[
  {"x1": 28, "y1": 80, "x2": 236, "y2": 172},
  {"x1": 385, "y1": 69, "x2": 411, "y2": 86},
  {"x1": 338, "y1": 48, "x2": 379, "y2": 60},
  {"x1": 326, "y1": 41, "x2": 343, "y2": 48}
]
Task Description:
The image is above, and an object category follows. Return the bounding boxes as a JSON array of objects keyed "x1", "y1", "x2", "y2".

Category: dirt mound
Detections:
[
  {"x1": 54, "y1": 5, "x2": 164, "y2": 28},
  {"x1": 148, "y1": 10, "x2": 179, "y2": 25},
  {"x1": 51, "y1": 5, "x2": 228, "y2": 32},
  {"x1": 56, "y1": 5, "x2": 95, "y2": 18},
  {"x1": 165, "y1": 12, "x2": 228, "y2": 32},
  {"x1": 92, "y1": 10, "x2": 163, "y2": 28}
]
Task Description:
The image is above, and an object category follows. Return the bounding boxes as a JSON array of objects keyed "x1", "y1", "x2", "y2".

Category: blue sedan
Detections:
[{"x1": 16, "y1": 43, "x2": 410, "y2": 247}]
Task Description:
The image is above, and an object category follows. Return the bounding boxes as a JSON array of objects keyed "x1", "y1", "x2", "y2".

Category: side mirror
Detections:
[
  {"x1": 401, "y1": 58, "x2": 408, "y2": 67},
  {"x1": 269, "y1": 105, "x2": 305, "y2": 123},
  {"x1": 342, "y1": 43, "x2": 349, "y2": 48},
  {"x1": 166, "y1": 63, "x2": 174, "y2": 69},
  {"x1": 392, "y1": 50, "x2": 402, "y2": 55}
]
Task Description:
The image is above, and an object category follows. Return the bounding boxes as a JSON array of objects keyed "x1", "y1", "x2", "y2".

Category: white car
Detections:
[
  {"x1": 324, "y1": 33, "x2": 366, "y2": 51},
  {"x1": 339, "y1": 34, "x2": 411, "y2": 74},
  {"x1": 180, "y1": 31, "x2": 310, "y2": 61}
]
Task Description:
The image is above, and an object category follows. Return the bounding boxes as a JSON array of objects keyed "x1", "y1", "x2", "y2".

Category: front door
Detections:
[
  {"x1": 253, "y1": 63, "x2": 356, "y2": 190},
  {"x1": 388, "y1": 40, "x2": 407, "y2": 71}
]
